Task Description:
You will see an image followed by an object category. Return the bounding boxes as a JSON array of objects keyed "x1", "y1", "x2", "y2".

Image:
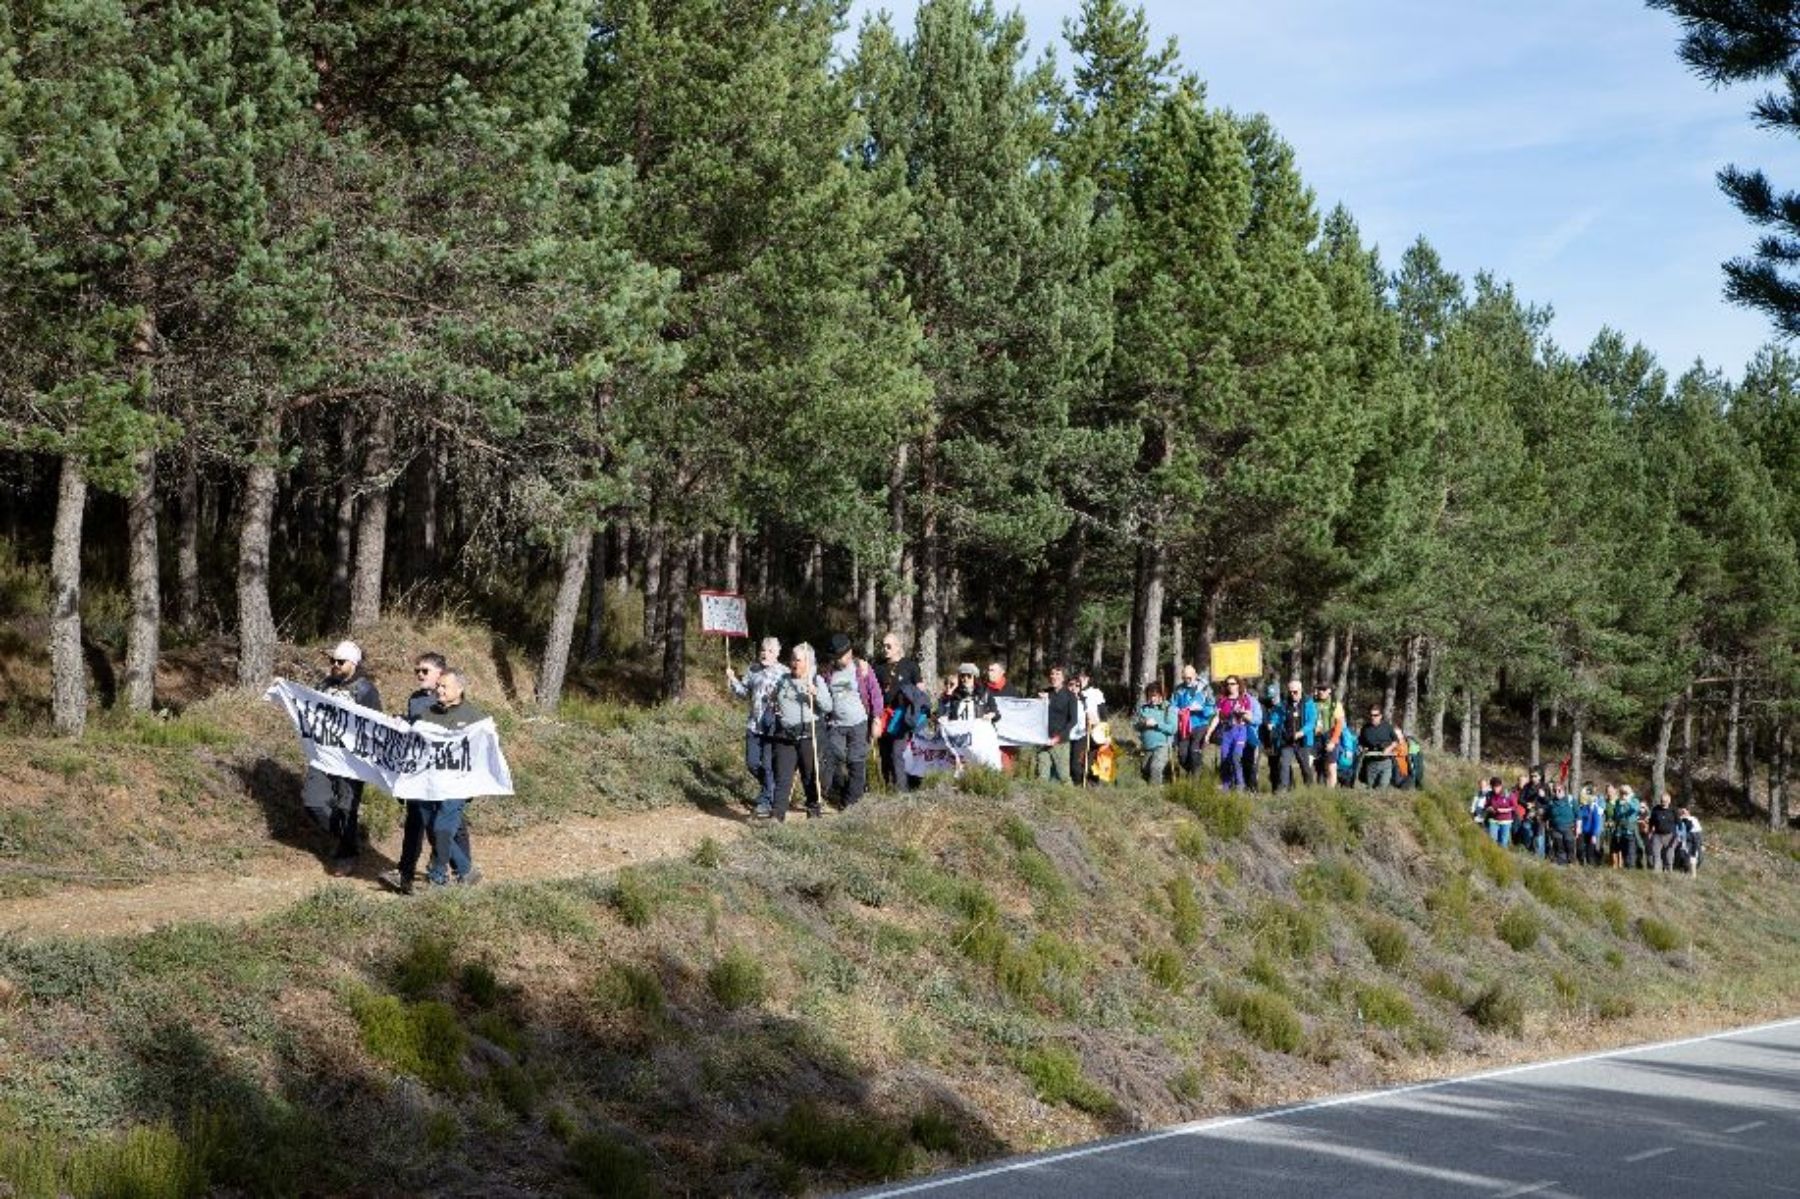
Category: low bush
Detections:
[
  {"x1": 767, "y1": 1102, "x2": 916, "y2": 1182},
  {"x1": 459, "y1": 960, "x2": 502, "y2": 1009},
  {"x1": 1014, "y1": 848, "x2": 1068, "y2": 902},
  {"x1": 1279, "y1": 796, "x2": 1353, "y2": 852},
  {"x1": 1497, "y1": 904, "x2": 1543, "y2": 951},
  {"x1": 348, "y1": 991, "x2": 468, "y2": 1090},
  {"x1": 1297, "y1": 859, "x2": 1371, "y2": 905},
  {"x1": 1000, "y1": 814, "x2": 1036, "y2": 851},
  {"x1": 706, "y1": 948, "x2": 768, "y2": 1010},
  {"x1": 1215, "y1": 986, "x2": 1304, "y2": 1054},
  {"x1": 1421, "y1": 969, "x2": 1464, "y2": 1006},
  {"x1": 690, "y1": 837, "x2": 723, "y2": 869},
  {"x1": 1166, "y1": 875, "x2": 1203, "y2": 947},
  {"x1": 1465, "y1": 981, "x2": 1525, "y2": 1035},
  {"x1": 1637, "y1": 915, "x2": 1685, "y2": 953},
  {"x1": 1251, "y1": 902, "x2": 1325, "y2": 961},
  {"x1": 1166, "y1": 778, "x2": 1251, "y2": 840},
  {"x1": 1600, "y1": 896, "x2": 1630, "y2": 937},
  {"x1": 568, "y1": 1129, "x2": 659, "y2": 1198},
  {"x1": 596, "y1": 962, "x2": 667, "y2": 1024},
  {"x1": 908, "y1": 1109, "x2": 962, "y2": 1155},
  {"x1": 1016, "y1": 1045, "x2": 1115, "y2": 1115},
  {"x1": 1355, "y1": 983, "x2": 1415, "y2": 1030},
  {"x1": 955, "y1": 767, "x2": 1008, "y2": 798},
  {"x1": 1174, "y1": 821, "x2": 1207, "y2": 862},
  {"x1": 393, "y1": 935, "x2": 456, "y2": 999},
  {"x1": 1425, "y1": 876, "x2": 1475, "y2": 938},
  {"x1": 1141, "y1": 945, "x2": 1185, "y2": 993},
  {"x1": 611, "y1": 869, "x2": 658, "y2": 929},
  {"x1": 1361, "y1": 916, "x2": 1411, "y2": 970},
  {"x1": 1465, "y1": 828, "x2": 1520, "y2": 888}
]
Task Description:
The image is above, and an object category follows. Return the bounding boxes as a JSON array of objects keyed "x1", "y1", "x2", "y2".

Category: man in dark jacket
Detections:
[
  {"x1": 416, "y1": 669, "x2": 485, "y2": 886},
  {"x1": 1038, "y1": 664, "x2": 1079, "y2": 784},
  {"x1": 302, "y1": 640, "x2": 382, "y2": 875},
  {"x1": 1545, "y1": 784, "x2": 1579, "y2": 865},
  {"x1": 380, "y1": 651, "x2": 474, "y2": 894},
  {"x1": 1646, "y1": 793, "x2": 1680, "y2": 873},
  {"x1": 874, "y1": 632, "x2": 921, "y2": 792}
]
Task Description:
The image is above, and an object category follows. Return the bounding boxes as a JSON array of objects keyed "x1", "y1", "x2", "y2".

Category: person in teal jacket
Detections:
[
  {"x1": 1135, "y1": 682, "x2": 1178, "y2": 785},
  {"x1": 1268, "y1": 680, "x2": 1318, "y2": 791}
]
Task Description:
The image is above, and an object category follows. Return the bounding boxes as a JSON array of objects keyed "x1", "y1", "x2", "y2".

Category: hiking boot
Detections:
[
  {"x1": 377, "y1": 869, "x2": 412, "y2": 895},
  {"x1": 457, "y1": 866, "x2": 484, "y2": 887},
  {"x1": 753, "y1": 804, "x2": 773, "y2": 820},
  {"x1": 328, "y1": 856, "x2": 357, "y2": 878}
]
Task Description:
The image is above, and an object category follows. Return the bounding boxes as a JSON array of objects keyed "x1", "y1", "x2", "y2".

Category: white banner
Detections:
[
  {"x1": 265, "y1": 679, "x2": 514, "y2": 801},
  {"x1": 993, "y1": 696, "x2": 1049, "y2": 746},
  {"x1": 699, "y1": 590, "x2": 749, "y2": 637},
  {"x1": 901, "y1": 719, "x2": 1004, "y2": 776}
]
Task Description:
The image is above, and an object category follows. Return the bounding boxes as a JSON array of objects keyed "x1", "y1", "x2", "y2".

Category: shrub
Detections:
[
  {"x1": 349, "y1": 992, "x2": 468, "y2": 1090},
  {"x1": 470, "y1": 1010, "x2": 524, "y2": 1056},
  {"x1": 1279, "y1": 795, "x2": 1353, "y2": 852},
  {"x1": 1421, "y1": 970, "x2": 1464, "y2": 1006},
  {"x1": 690, "y1": 837, "x2": 723, "y2": 869},
  {"x1": 1465, "y1": 982, "x2": 1525, "y2": 1035},
  {"x1": 1016, "y1": 1046, "x2": 1115, "y2": 1114},
  {"x1": 1355, "y1": 983, "x2": 1415, "y2": 1030},
  {"x1": 908, "y1": 1109, "x2": 962, "y2": 1155},
  {"x1": 611, "y1": 869, "x2": 657, "y2": 929},
  {"x1": 1168, "y1": 1065, "x2": 1205, "y2": 1104},
  {"x1": 955, "y1": 766, "x2": 1008, "y2": 798},
  {"x1": 1411, "y1": 793, "x2": 1456, "y2": 850},
  {"x1": 1142, "y1": 946, "x2": 1185, "y2": 993},
  {"x1": 596, "y1": 962, "x2": 666, "y2": 1025},
  {"x1": 1015, "y1": 848, "x2": 1068, "y2": 901},
  {"x1": 1246, "y1": 953, "x2": 1290, "y2": 993},
  {"x1": 1600, "y1": 896, "x2": 1630, "y2": 937},
  {"x1": 1637, "y1": 915, "x2": 1685, "y2": 953},
  {"x1": 768, "y1": 1102, "x2": 916, "y2": 1182},
  {"x1": 1166, "y1": 875, "x2": 1203, "y2": 947},
  {"x1": 394, "y1": 935, "x2": 456, "y2": 999},
  {"x1": 706, "y1": 948, "x2": 768, "y2": 1010},
  {"x1": 1252, "y1": 902, "x2": 1325, "y2": 960},
  {"x1": 1166, "y1": 778, "x2": 1251, "y2": 840},
  {"x1": 1297, "y1": 859, "x2": 1370, "y2": 905},
  {"x1": 1425, "y1": 876, "x2": 1475, "y2": 938},
  {"x1": 62, "y1": 1124, "x2": 202, "y2": 1199},
  {"x1": 1000, "y1": 814, "x2": 1036, "y2": 851},
  {"x1": 1361, "y1": 917, "x2": 1411, "y2": 970},
  {"x1": 459, "y1": 961, "x2": 502, "y2": 1009},
  {"x1": 1174, "y1": 821, "x2": 1208, "y2": 861},
  {"x1": 568, "y1": 1129, "x2": 659, "y2": 1198},
  {"x1": 489, "y1": 1064, "x2": 538, "y2": 1118},
  {"x1": 1215, "y1": 986, "x2": 1304, "y2": 1054},
  {"x1": 1595, "y1": 991, "x2": 1638, "y2": 1021},
  {"x1": 1466, "y1": 829, "x2": 1520, "y2": 888},
  {"x1": 1497, "y1": 905, "x2": 1543, "y2": 951},
  {"x1": 1522, "y1": 864, "x2": 1587, "y2": 915}
]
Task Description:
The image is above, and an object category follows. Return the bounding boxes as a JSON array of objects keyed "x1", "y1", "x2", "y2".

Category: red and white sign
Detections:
[{"x1": 699, "y1": 590, "x2": 749, "y2": 638}]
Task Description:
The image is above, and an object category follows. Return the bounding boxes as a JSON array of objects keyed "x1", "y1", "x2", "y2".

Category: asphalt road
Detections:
[{"x1": 857, "y1": 1017, "x2": 1800, "y2": 1199}]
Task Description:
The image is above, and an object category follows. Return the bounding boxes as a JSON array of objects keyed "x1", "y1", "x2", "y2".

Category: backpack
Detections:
[{"x1": 886, "y1": 681, "x2": 932, "y2": 736}]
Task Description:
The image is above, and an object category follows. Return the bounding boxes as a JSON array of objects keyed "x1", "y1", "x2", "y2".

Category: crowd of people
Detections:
[
  {"x1": 723, "y1": 632, "x2": 1439, "y2": 816},
  {"x1": 298, "y1": 639, "x2": 487, "y2": 893},
  {"x1": 1470, "y1": 769, "x2": 1704, "y2": 876}
]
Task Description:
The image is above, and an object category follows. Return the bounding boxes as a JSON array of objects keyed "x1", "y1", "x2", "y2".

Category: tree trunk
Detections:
[
  {"x1": 661, "y1": 537, "x2": 693, "y2": 699},
  {"x1": 1459, "y1": 689, "x2": 1473, "y2": 760},
  {"x1": 535, "y1": 530, "x2": 591, "y2": 712},
  {"x1": 348, "y1": 404, "x2": 393, "y2": 631},
  {"x1": 1652, "y1": 694, "x2": 1678, "y2": 804},
  {"x1": 1529, "y1": 696, "x2": 1541, "y2": 768},
  {"x1": 1171, "y1": 616, "x2": 1184, "y2": 687},
  {"x1": 1315, "y1": 628, "x2": 1337, "y2": 689},
  {"x1": 1743, "y1": 717, "x2": 1758, "y2": 810},
  {"x1": 1401, "y1": 636, "x2": 1422, "y2": 735},
  {"x1": 885, "y1": 443, "x2": 910, "y2": 641},
  {"x1": 1131, "y1": 543, "x2": 1166, "y2": 698},
  {"x1": 858, "y1": 555, "x2": 878, "y2": 657},
  {"x1": 1199, "y1": 581, "x2": 1225, "y2": 669},
  {"x1": 174, "y1": 447, "x2": 201, "y2": 631},
  {"x1": 123, "y1": 448, "x2": 159, "y2": 712},
  {"x1": 802, "y1": 540, "x2": 823, "y2": 602},
  {"x1": 614, "y1": 523, "x2": 634, "y2": 595},
  {"x1": 581, "y1": 527, "x2": 608, "y2": 663},
  {"x1": 1570, "y1": 709, "x2": 1585, "y2": 800},
  {"x1": 724, "y1": 528, "x2": 741, "y2": 594},
  {"x1": 1773, "y1": 724, "x2": 1789, "y2": 830},
  {"x1": 405, "y1": 444, "x2": 437, "y2": 588},
  {"x1": 50, "y1": 456, "x2": 89, "y2": 737},
  {"x1": 1725, "y1": 661, "x2": 1742, "y2": 787},
  {"x1": 1471, "y1": 693, "x2": 1483, "y2": 763},
  {"x1": 1090, "y1": 622, "x2": 1105, "y2": 678},
  {"x1": 1334, "y1": 627, "x2": 1355, "y2": 711},
  {"x1": 236, "y1": 412, "x2": 280, "y2": 689},
  {"x1": 328, "y1": 418, "x2": 357, "y2": 627},
  {"x1": 1424, "y1": 637, "x2": 1445, "y2": 751},
  {"x1": 917, "y1": 523, "x2": 943, "y2": 688},
  {"x1": 1058, "y1": 531, "x2": 1085, "y2": 666},
  {"x1": 1382, "y1": 653, "x2": 1400, "y2": 721},
  {"x1": 643, "y1": 522, "x2": 666, "y2": 648},
  {"x1": 1681, "y1": 684, "x2": 1695, "y2": 804},
  {"x1": 1549, "y1": 699, "x2": 1560, "y2": 730}
]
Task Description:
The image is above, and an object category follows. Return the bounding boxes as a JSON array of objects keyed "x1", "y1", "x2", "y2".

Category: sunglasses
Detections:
[
  {"x1": 331, "y1": 658, "x2": 351, "y2": 666},
  {"x1": 415, "y1": 667, "x2": 433, "y2": 676}
]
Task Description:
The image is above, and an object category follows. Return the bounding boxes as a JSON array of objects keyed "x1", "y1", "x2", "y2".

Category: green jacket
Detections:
[{"x1": 1136, "y1": 702, "x2": 1177, "y2": 750}]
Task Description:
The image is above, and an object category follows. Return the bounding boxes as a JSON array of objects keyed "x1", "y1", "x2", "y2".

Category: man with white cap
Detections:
[{"x1": 302, "y1": 639, "x2": 382, "y2": 874}]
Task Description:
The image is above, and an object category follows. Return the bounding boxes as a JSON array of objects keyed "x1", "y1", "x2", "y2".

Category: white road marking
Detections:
[
  {"x1": 1723, "y1": 1120, "x2": 1765, "y2": 1134},
  {"x1": 1494, "y1": 1180, "x2": 1559, "y2": 1197},
  {"x1": 1624, "y1": 1147, "x2": 1675, "y2": 1163},
  {"x1": 864, "y1": 1015, "x2": 1800, "y2": 1197}
]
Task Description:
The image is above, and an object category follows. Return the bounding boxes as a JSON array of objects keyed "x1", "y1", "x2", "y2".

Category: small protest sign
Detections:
[{"x1": 699, "y1": 590, "x2": 749, "y2": 638}]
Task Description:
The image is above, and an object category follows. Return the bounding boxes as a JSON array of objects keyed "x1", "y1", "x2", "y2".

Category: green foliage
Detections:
[
  {"x1": 767, "y1": 1103, "x2": 917, "y2": 1182},
  {"x1": 953, "y1": 767, "x2": 1008, "y2": 800},
  {"x1": 595, "y1": 962, "x2": 667, "y2": 1025},
  {"x1": 1465, "y1": 982, "x2": 1526, "y2": 1035},
  {"x1": 1166, "y1": 875, "x2": 1203, "y2": 947},
  {"x1": 1141, "y1": 945, "x2": 1185, "y2": 993},
  {"x1": 568, "y1": 1129, "x2": 659, "y2": 1198},
  {"x1": 1173, "y1": 821, "x2": 1208, "y2": 862},
  {"x1": 1355, "y1": 984, "x2": 1415, "y2": 1030},
  {"x1": 1600, "y1": 896, "x2": 1631, "y2": 938},
  {"x1": 690, "y1": 837, "x2": 723, "y2": 869},
  {"x1": 1497, "y1": 905, "x2": 1543, "y2": 951},
  {"x1": 1000, "y1": 814, "x2": 1037, "y2": 851},
  {"x1": 348, "y1": 992, "x2": 468, "y2": 1091},
  {"x1": 611, "y1": 869, "x2": 658, "y2": 929},
  {"x1": 1522, "y1": 864, "x2": 1587, "y2": 915},
  {"x1": 1016, "y1": 1046, "x2": 1116, "y2": 1115},
  {"x1": 1296, "y1": 859, "x2": 1371, "y2": 905},
  {"x1": 1251, "y1": 902, "x2": 1326, "y2": 961},
  {"x1": 459, "y1": 961, "x2": 503, "y2": 1010},
  {"x1": 1014, "y1": 848, "x2": 1068, "y2": 902},
  {"x1": 1465, "y1": 828, "x2": 1521, "y2": 888},
  {"x1": 707, "y1": 948, "x2": 769, "y2": 1010},
  {"x1": 908, "y1": 1109, "x2": 962, "y2": 1156},
  {"x1": 1361, "y1": 916, "x2": 1411, "y2": 970},
  {"x1": 1168, "y1": 1065, "x2": 1206, "y2": 1104},
  {"x1": 1425, "y1": 876, "x2": 1476, "y2": 938},
  {"x1": 1421, "y1": 969, "x2": 1465, "y2": 1006},
  {"x1": 1215, "y1": 986, "x2": 1305, "y2": 1054},
  {"x1": 393, "y1": 935, "x2": 456, "y2": 1000},
  {"x1": 1637, "y1": 915, "x2": 1686, "y2": 953},
  {"x1": 1165, "y1": 779, "x2": 1252, "y2": 839},
  {"x1": 1279, "y1": 796, "x2": 1356, "y2": 852}
]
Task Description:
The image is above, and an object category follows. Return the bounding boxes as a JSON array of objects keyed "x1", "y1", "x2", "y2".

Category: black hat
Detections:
[{"x1": 825, "y1": 632, "x2": 853, "y2": 658}]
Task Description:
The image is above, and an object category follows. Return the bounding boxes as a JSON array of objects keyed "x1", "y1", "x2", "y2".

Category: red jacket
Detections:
[{"x1": 1486, "y1": 790, "x2": 1521, "y2": 822}]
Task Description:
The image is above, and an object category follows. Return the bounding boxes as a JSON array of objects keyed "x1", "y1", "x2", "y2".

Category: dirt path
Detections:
[{"x1": 0, "y1": 804, "x2": 748, "y2": 942}]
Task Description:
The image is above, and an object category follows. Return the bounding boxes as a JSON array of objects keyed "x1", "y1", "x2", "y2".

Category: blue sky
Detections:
[{"x1": 845, "y1": 0, "x2": 1800, "y2": 378}]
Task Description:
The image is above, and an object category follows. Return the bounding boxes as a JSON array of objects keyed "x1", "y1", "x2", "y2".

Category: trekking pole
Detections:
[{"x1": 807, "y1": 715, "x2": 824, "y2": 810}]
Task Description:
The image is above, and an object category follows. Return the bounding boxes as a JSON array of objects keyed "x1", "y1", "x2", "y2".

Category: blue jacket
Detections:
[
  {"x1": 1136, "y1": 702, "x2": 1177, "y2": 750},
  {"x1": 1336, "y1": 729, "x2": 1359, "y2": 773},
  {"x1": 1269, "y1": 697, "x2": 1319, "y2": 749},
  {"x1": 1172, "y1": 682, "x2": 1215, "y2": 731},
  {"x1": 1578, "y1": 799, "x2": 1604, "y2": 837}
]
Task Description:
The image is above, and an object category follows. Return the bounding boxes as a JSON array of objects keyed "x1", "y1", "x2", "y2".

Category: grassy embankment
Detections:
[{"x1": 3, "y1": 721, "x2": 1800, "y2": 1197}]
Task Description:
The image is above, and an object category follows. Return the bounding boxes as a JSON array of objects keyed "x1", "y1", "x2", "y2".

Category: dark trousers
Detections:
[
  {"x1": 825, "y1": 723, "x2": 869, "y2": 807},
  {"x1": 1070, "y1": 737, "x2": 1092, "y2": 785},
  {"x1": 1243, "y1": 740, "x2": 1261, "y2": 789},
  {"x1": 1277, "y1": 744, "x2": 1314, "y2": 791},
  {"x1": 1549, "y1": 826, "x2": 1576, "y2": 865},
  {"x1": 745, "y1": 729, "x2": 775, "y2": 808},
  {"x1": 398, "y1": 800, "x2": 471, "y2": 884},
  {"x1": 1577, "y1": 833, "x2": 1603, "y2": 866},
  {"x1": 770, "y1": 730, "x2": 824, "y2": 820},
  {"x1": 302, "y1": 768, "x2": 364, "y2": 860},
  {"x1": 1176, "y1": 734, "x2": 1206, "y2": 777}
]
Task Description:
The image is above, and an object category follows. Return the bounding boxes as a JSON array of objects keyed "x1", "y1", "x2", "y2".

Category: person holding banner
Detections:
[
  {"x1": 768, "y1": 643, "x2": 831, "y2": 820},
  {"x1": 380, "y1": 651, "x2": 472, "y2": 895},
  {"x1": 727, "y1": 637, "x2": 788, "y2": 814},
  {"x1": 413, "y1": 670, "x2": 485, "y2": 885},
  {"x1": 1070, "y1": 666, "x2": 1106, "y2": 785},
  {"x1": 940, "y1": 663, "x2": 999, "y2": 724},
  {"x1": 301, "y1": 640, "x2": 382, "y2": 875},
  {"x1": 1037, "y1": 665, "x2": 1080, "y2": 785}
]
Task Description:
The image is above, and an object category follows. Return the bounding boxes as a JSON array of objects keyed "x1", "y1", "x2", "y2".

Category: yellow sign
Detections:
[{"x1": 1209, "y1": 639, "x2": 1263, "y2": 681}]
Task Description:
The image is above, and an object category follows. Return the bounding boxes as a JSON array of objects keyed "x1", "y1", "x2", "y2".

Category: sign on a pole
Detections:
[
  {"x1": 1208, "y1": 638, "x2": 1263, "y2": 681},
  {"x1": 698, "y1": 590, "x2": 749, "y2": 638}
]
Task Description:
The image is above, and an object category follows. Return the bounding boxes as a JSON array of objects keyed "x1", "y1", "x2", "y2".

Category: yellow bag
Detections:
[{"x1": 1092, "y1": 743, "x2": 1117, "y2": 784}]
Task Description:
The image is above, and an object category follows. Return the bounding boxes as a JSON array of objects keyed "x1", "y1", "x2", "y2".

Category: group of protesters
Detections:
[
  {"x1": 723, "y1": 630, "x2": 1435, "y2": 816},
  {"x1": 297, "y1": 640, "x2": 486, "y2": 892},
  {"x1": 1470, "y1": 768, "x2": 1704, "y2": 876}
]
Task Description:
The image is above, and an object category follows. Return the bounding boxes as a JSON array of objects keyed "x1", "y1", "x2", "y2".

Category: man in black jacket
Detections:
[
  {"x1": 302, "y1": 640, "x2": 382, "y2": 875},
  {"x1": 1038, "y1": 664, "x2": 1079, "y2": 784},
  {"x1": 874, "y1": 631, "x2": 922, "y2": 791},
  {"x1": 380, "y1": 651, "x2": 473, "y2": 894}
]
